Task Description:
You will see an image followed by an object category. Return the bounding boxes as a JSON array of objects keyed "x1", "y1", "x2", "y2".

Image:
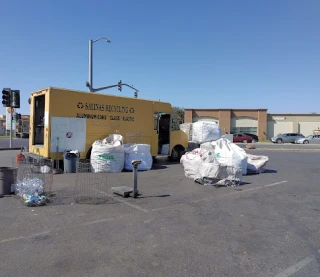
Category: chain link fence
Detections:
[
  {"x1": 73, "y1": 159, "x2": 112, "y2": 205},
  {"x1": 10, "y1": 152, "x2": 122, "y2": 206},
  {"x1": 12, "y1": 156, "x2": 53, "y2": 198}
]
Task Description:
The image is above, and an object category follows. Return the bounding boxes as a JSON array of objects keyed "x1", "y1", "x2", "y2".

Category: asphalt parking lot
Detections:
[
  {"x1": 0, "y1": 137, "x2": 29, "y2": 150},
  {"x1": 1, "y1": 149, "x2": 320, "y2": 277}
]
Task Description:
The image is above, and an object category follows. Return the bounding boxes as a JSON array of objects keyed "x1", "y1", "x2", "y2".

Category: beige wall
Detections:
[
  {"x1": 231, "y1": 118, "x2": 258, "y2": 127},
  {"x1": 267, "y1": 121, "x2": 293, "y2": 138},
  {"x1": 185, "y1": 110, "x2": 320, "y2": 140},
  {"x1": 185, "y1": 109, "x2": 268, "y2": 140},
  {"x1": 267, "y1": 114, "x2": 320, "y2": 137}
]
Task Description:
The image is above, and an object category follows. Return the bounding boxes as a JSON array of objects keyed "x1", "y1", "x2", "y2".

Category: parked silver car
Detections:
[
  {"x1": 295, "y1": 134, "x2": 320, "y2": 144},
  {"x1": 271, "y1": 133, "x2": 305, "y2": 144}
]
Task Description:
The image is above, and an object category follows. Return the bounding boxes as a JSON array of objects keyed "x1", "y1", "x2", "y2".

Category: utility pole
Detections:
[
  {"x1": 88, "y1": 39, "x2": 93, "y2": 92},
  {"x1": 2, "y1": 89, "x2": 20, "y2": 148},
  {"x1": 85, "y1": 38, "x2": 140, "y2": 97},
  {"x1": 87, "y1": 37, "x2": 111, "y2": 92},
  {"x1": 2, "y1": 88, "x2": 12, "y2": 148}
]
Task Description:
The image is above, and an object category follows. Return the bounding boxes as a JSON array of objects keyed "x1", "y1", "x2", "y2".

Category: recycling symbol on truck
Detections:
[{"x1": 77, "y1": 102, "x2": 84, "y2": 109}]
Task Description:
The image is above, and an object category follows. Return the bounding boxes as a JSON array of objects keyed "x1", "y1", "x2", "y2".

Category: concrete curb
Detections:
[
  {"x1": 246, "y1": 148, "x2": 320, "y2": 152},
  {"x1": 0, "y1": 148, "x2": 22, "y2": 151}
]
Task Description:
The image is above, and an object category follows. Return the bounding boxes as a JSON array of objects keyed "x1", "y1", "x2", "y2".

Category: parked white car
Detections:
[{"x1": 295, "y1": 134, "x2": 320, "y2": 144}]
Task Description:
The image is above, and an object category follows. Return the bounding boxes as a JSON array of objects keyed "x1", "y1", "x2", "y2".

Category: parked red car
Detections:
[{"x1": 232, "y1": 133, "x2": 253, "y2": 143}]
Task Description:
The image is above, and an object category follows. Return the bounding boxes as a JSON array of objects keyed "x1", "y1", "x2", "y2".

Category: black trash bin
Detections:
[
  {"x1": 63, "y1": 151, "x2": 78, "y2": 173},
  {"x1": 0, "y1": 167, "x2": 15, "y2": 197}
]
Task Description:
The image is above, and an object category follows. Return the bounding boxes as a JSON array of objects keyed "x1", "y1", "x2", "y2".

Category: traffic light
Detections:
[
  {"x1": 2, "y1": 88, "x2": 11, "y2": 107},
  {"x1": 16, "y1": 113, "x2": 21, "y2": 120},
  {"x1": 134, "y1": 91, "x2": 138, "y2": 98},
  {"x1": 118, "y1": 80, "x2": 122, "y2": 92},
  {"x1": 11, "y1": 90, "x2": 20, "y2": 108}
]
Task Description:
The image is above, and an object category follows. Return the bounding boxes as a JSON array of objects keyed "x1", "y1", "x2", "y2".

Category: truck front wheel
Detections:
[{"x1": 170, "y1": 146, "x2": 184, "y2": 162}]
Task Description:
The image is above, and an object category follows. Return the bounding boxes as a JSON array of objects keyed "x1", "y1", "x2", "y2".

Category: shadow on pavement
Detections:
[
  {"x1": 153, "y1": 160, "x2": 180, "y2": 166},
  {"x1": 151, "y1": 165, "x2": 167, "y2": 170},
  {"x1": 246, "y1": 169, "x2": 277, "y2": 175},
  {"x1": 137, "y1": 194, "x2": 170, "y2": 199},
  {"x1": 263, "y1": 169, "x2": 278, "y2": 174},
  {"x1": 122, "y1": 164, "x2": 168, "y2": 172},
  {"x1": 239, "y1": 181, "x2": 251, "y2": 186},
  {"x1": 48, "y1": 190, "x2": 118, "y2": 206}
]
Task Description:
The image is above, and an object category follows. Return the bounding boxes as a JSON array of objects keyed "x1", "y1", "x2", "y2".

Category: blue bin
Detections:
[{"x1": 63, "y1": 151, "x2": 78, "y2": 173}]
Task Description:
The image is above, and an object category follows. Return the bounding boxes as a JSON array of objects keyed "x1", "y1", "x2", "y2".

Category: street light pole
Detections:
[
  {"x1": 88, "y1": 40, "x2": 93, "y2": 92},
  {"x1": 87, "y1": 37, "x2": 111, "y2": 92}
]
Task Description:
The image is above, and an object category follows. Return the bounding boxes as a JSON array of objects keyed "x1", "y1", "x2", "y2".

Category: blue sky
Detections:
[{"x1": 0, "y1": 0, "x2": 319, "y2": 115}]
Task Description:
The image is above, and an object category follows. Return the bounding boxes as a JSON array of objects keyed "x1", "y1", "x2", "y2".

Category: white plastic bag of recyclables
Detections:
[
  {"x1": 181, "y1": 148, "x2": 243, "y2": 186},
  {"x1": 192, "y1": 121, "x2": 222, "y2": 144},
  {"x1": 91, "y1": 134, "x2": 125, "y2": 173},
  {"x1": 124, "y1": 144, "x2": 153, "y2": 171},
  {"x1": 214, "y1": 137, "x2": 248, "y2": 176},
  {"x1": 180, "y1": 149, "x2": 202, "y2": 180},
  {"x1": 198, "y1": 160, "x2": 243, "y2": 186},
  {"x1": 247, "y1": 154, "x2": 269, "y2": 174},
  {"x1": 181, "y1": 138, "x2": 247, "y2": 186},
  {"x1": 180, "y1": 148, "x2": 216, "y2": 180}
]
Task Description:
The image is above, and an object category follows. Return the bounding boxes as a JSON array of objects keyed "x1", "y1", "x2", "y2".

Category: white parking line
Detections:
[
  {"x1": 194, "y1": 181, "x2": 288, "y2": 203},
  {"x1": 93, "y1": 188, "x2": 150, "y2": 213},
  {"x1": 0, "y1": 181, "x2": 288, "y2": 244},
  {"x1": 0, "y1": 231, "x2": 51, "y2": 244},
  {"x1": 273, "y1": 249, "x2": 320, "y2": 277},
  {"x1": 151, "y1": 181, "x2": 289, "y2": 212},
  {"x1": 249, "y1": 148, "x2": 320, "y2": 152},
  {"x1": 0, "y1": 215, "x2": 130, "y2": 244},
  {"x1": 114, "y1": 197, "x2": 150, "y2": 213}
]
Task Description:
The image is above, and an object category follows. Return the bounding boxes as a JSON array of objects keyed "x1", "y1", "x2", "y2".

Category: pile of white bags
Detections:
[
  {"x1": 181, "y1": 137, "x2": 249, "y2": 186},
  {"x1": 192, "y1": 121, "x2": 222, "y2": 144},
  {"x1": 91, "y1": 134, "x2": 125, "y2": 173},
  {"x1": 124, "y1": 144, "x2": 153, "y2": 171},
  {"x1": 181, "y1": 132, "x2": 270, "y2": 186},
  {"x1": 91, "y1": 133, "x2": 154, "y2": 173}
]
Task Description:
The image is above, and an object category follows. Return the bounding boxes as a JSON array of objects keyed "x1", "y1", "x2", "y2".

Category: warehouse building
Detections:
[
  {"x1": 267, "y1": 113, "x2": 320, "y2": 138},
  {"x1": 184, "y1": 109, "x2": 320, "y2": 140}
]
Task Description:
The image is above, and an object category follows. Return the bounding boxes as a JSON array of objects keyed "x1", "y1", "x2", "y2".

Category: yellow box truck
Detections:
[{"x1": 28, "y1": 87, "x2": 188, "y2": 164}]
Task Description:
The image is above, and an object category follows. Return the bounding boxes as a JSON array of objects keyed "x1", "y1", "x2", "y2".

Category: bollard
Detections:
[{"x1": 131, "y1": 160, "x2": 141, "y2": 198}]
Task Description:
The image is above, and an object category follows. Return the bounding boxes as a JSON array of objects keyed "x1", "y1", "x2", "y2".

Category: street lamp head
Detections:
[{"x1": 92, "y1": 37, "x2": 111, "y2": 43}]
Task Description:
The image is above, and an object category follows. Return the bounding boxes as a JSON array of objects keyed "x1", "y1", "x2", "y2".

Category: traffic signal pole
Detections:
[
  {"x1": 2, "y1": 88, "x2": 20, "y2": 149},
  {"x1": 10, "y1": 107, "x2": 12, "y2": 148}
]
